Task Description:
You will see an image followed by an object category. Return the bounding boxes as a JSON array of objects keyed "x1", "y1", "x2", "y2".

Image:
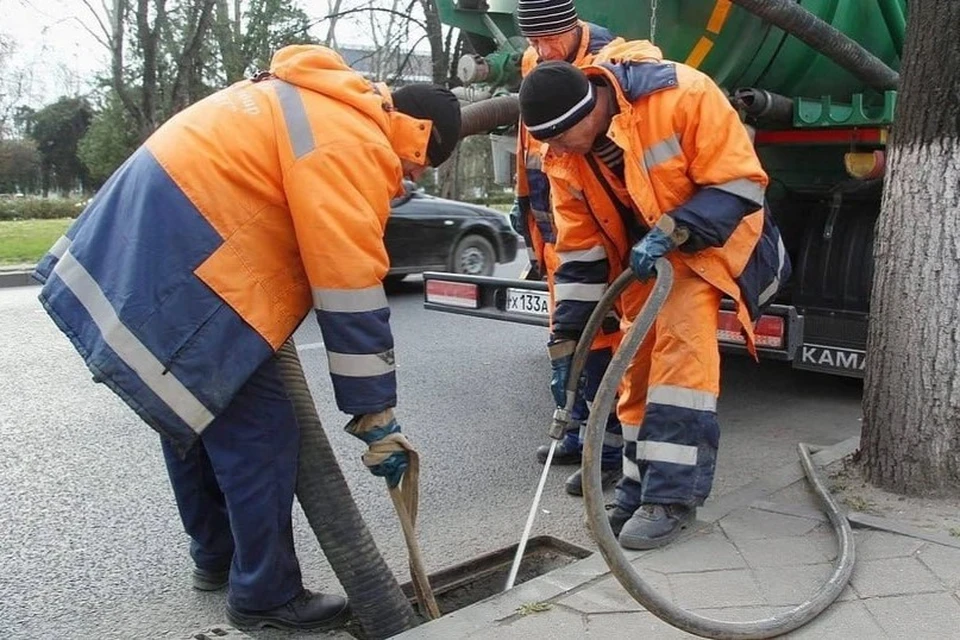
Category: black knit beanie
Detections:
[
  {"x1": 392, "y1": 84, "x2": 462, "y2": 166},
  {"x1": 519, "y1": 61, "x2": 595, "y2": 141},
  {"x1": 517, "y1": 0, "x2": 578, "y2": 37}
]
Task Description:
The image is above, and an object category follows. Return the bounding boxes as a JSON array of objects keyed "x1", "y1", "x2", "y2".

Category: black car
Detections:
[{"x1": 384, "y1": 181, "x2": 519, "y2": 284}]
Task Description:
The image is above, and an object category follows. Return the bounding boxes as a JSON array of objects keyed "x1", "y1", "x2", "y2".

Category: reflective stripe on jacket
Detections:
[
  {"x1": 515, "y1": 21, "x2": 620, "y2": 264},
  {"x1": 544, "y1": 40, "x2": 791, "y2": 353},
  {"x1": 33, "y1": 45, "x2": 432, "y2": 453}
]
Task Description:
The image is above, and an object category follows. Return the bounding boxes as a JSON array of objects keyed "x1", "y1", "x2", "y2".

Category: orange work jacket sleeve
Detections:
[{"x1": 284, "y1": 140, "x2": 401, "y2": 416}]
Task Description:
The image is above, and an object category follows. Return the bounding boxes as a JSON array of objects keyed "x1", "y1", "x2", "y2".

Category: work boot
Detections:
[
  {"x1": 536, "y1": 439, "x2": 582, "y2": 465},
  {"x1": 564, "y1": 466, "x2": 623, "y2": 496},
  {"x1": 618, "y1": 504, "x2": 696, "y2": 550},
  {"x1": 582, "y1": 503, "x2": 634, "y2": 539},
  {"x1": 606, "y1": 504, "x2": 634, "y2": 537},
  {"x1": 192, "y1": 566, "x2": 229, "y2": 591},
  {"x1": 226, "y1": 589, "x2": 350, "y2": 631}
]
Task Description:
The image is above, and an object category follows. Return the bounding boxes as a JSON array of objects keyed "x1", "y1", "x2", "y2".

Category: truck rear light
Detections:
[
  {"x1": 755, "y1": 315, "x2": 785, "y2": 348},
  {"x1": 717, "y1": 311, "x2": 785, "y2": 349},
  {"x1": 425, "y1": 280, "x2": 479, "y2": 309}
]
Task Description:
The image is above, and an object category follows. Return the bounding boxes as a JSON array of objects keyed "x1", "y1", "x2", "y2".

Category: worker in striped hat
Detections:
[{"x1": 512, "y1": 0, "x2": 628, "y2": 498}]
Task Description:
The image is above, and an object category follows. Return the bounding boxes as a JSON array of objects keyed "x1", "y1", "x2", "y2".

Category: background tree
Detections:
[
  {"x1": 858, "y1": 0, "x2": 960, "y2": 496},
  {"x1": 0, "y1": 138, "x2": 41, "y2": 194},
  {"x1": 213, "y1": 0, "x2": 318, "y2": 84},
  {"x1": 81, "y1": 0, "x2": 218, "y2": 138},
  {"x1": 0, "y1": 33, "x2": 33, "y2": 141},
  {"x1": 77, "y1": 91, "x2": 140, "y2": 186},
  {"x1": 22, "y1": 97, "x2": 92, "y2": 195}
]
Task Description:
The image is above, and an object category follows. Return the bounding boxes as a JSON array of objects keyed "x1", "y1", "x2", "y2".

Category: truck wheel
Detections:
[{"x1": 451, "y1": 234, "x2": 495, "y2": 276}]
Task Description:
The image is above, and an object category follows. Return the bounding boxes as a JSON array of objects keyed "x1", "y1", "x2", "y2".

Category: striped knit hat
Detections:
[{"x1": 517, "y1": 0, "x2": 579, "y2": 37}]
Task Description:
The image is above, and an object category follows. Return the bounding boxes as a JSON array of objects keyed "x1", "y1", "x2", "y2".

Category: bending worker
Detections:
[
  {"x1": 518, "y1": 41, "x2": 791, "y2": 549},
  {"x1": 512, "y1": 0, "x2": 625, "y2": 497},
  {"x1": 33, "y1": 45, "x2": 461, "y2": 631}
]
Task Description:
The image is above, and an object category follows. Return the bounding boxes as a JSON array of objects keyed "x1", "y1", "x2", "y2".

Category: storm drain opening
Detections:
[{"x1": 344, "y1": 535, "x2": 592, "y2": 638}]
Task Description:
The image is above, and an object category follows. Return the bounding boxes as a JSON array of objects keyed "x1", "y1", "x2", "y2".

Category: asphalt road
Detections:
[{"x1": 0, "y1": 257, "x2": 863, "y2": 639}]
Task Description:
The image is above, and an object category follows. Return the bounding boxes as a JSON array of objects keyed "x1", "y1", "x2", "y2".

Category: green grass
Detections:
[{"x1": 0, "y1": 218, "x2": 73, "y2": 265}]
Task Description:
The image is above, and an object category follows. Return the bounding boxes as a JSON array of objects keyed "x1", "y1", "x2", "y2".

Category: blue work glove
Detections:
[
  {"x1": 548, "y1": 339, "x2": 577, "y2": 408},
  {"x1": 345, "y1": 411, "x2": 410, "y2": 488},
  {"x1": 629, "y1": 226, "x2": 676, "y2": 282}
]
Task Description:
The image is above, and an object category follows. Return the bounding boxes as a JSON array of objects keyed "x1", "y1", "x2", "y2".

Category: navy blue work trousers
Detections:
[{"x1": 161, "y1": 357, "x2": 303, "y2": 611}]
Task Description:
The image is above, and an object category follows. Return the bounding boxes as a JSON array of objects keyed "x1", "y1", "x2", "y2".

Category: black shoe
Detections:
[
  {"x1": 536, "y1": 441, "x2": 582, "y2": 465},
  {"x1": 226, "y1": 589, "x2": 350, "y2": 631},
  {"x1": 192, "y1": 566, "x2": 229, "y2": 591},
  {"x1": 619, "y1": 504, "x2": 696, "y2": 550},
  {"x1": 564, "y1": 466, "x2": 623, "y2": 496}
]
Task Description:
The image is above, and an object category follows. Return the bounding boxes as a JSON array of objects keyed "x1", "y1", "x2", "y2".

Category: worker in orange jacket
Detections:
[
  {"x1": 518, "y1": 40, "x2": 790, "y2": 549},
  {"x1": 33, "y1": 45, "x2": 461, "y2": 630},
  {"x1": 512, "y1": 0, "x2": 625, "y2": 496}
]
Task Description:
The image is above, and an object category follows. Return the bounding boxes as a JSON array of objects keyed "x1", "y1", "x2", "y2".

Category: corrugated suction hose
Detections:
[{"x1": 276, "y1": 341, "x2": 418, "y2": 640}]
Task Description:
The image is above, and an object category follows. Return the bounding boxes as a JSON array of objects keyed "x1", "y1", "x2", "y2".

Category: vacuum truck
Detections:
[{"x1": 423, "y1": 0, "x2": 906, "y2": 378}]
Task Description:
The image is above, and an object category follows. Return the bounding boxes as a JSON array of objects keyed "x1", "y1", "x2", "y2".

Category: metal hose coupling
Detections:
[{"x1": 548, "y1": 406, "x2": 571, "y2": 440}]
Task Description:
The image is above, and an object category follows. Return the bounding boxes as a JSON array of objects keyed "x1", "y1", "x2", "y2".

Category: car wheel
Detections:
[{"x1": 451, "y1": 234, "x2": 496, "y2": 276}]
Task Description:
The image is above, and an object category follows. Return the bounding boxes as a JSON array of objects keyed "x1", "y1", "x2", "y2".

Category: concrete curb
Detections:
[{"x1": 0, "y1": 269, "x2": 37, "y2": 289}]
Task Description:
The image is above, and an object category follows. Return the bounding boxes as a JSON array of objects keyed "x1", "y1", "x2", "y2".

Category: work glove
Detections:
[
  {"x1": 345, "y1": 409, "x2": 410, "y2": 488},
  {"x1": 548, "y1": 338, "x2": 577, "y2": 408},
  {"x1": 629, "y1": 216, "x2": 689, "y2": 281}
]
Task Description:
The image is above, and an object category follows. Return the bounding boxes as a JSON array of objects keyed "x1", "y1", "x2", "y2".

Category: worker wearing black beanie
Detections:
[
  {"x1": 519, "y1": 60, "x2": 597, "y2": 142},
  {"x1": 516, "y1": 39, "x2": 790, "y2": 555},
  {"x1": 392, "y1": 83, "x2": 462, "y2": 166}
]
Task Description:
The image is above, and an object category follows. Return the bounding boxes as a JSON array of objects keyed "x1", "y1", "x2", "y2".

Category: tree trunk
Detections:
[
  {"x1": 418, "y1": 0, "x2": 448, "y2": 84},
  {"x1": 859, "y1": 0, "x2": 960, "y2": 496}
]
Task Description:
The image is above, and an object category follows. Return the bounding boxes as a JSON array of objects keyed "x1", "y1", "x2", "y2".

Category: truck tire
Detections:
[{"x1": 451, "y1": 234, "x2": 496, "y2": 276}]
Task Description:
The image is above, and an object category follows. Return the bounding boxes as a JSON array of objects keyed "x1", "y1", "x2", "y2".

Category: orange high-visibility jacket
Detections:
[
  {"x1": 514, "y1": 21, "x2": 621, "y2": 268},
  {"x1": 543, "y1": 40, "x2": 790, "y2": 354},
  {"x1": 34, "y1": 45, "x2": 433, "y2": 453}
]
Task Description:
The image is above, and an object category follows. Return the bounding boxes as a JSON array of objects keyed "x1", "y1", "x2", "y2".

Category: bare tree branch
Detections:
[
  {"x1": 324, "y1": 0, "x2": 344, "y2": 47},
  {"x1": 77, "y1": 0, "x2": 113, "y2": 46}
]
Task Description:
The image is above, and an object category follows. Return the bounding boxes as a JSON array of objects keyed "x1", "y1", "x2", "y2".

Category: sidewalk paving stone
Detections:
[
  {"x1": 583, "y1": 611, "x2": 696, "y2": 639},
  {"x1": 718, "y1": 507, "x2": 820, "y2": 540},
  {"x1": 783, "y1": 600, "x2": 887, "y2": 639},
  {"x1": 558, "y1": 573, "x2": 669, "y2": 613},
  {"x1": 863, "y1": 592, "x2": 960, "y2": 638},
  {"x1": 752, "y1": 563, "x2": 859, "y2": 605},
  {"x1": 668, "y1": 568, "x2": 766, "y2": 609},
  {"x1": 917, "y1": 542, "x2": 960, "y2": 588},
  {"x1": 850, "y1": 556, "x2": 944, "y2": 598},
  {"x1": 855, "y1": 530, "x2": 927, "y2": 560},
  {"x1": 734, "y1": 528, "x2": 838, "y2": 567},
  {"x1": 473, "y1": 605, "x2": 587, "y2": 640},
  {"x1": 635, "y1": 527, "x2": 747, "y2": 574}
]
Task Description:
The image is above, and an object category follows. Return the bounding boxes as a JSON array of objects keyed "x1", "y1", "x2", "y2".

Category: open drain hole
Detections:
[{"x1": 344, "y1": 536, "x2": 592, "y2": 638}]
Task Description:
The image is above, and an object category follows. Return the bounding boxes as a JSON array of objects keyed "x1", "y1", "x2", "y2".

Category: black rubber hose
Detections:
[
  {"x1": 730, "y1": 0, "x2": 899, "y2": 91},
  {"x1": 577, "y1": 259, "x2": 856, "y2": 639},
  {"x1": 459, "y1": 94, "x2": 520, "y2": 138},
  {"x1": 276, "y1": 341, "x2": 418, "y2": 640},
  {"x1": 731, "y1": 88, "x2": 795, "y2": 126}
]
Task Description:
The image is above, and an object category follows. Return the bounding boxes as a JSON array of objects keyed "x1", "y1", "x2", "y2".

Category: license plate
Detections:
[
  {"x1": 505, "y1": 288, "x2": 549, "y2": 317},
  {"x1": 799, "y1": 344, "x2": 866, "y2": 373}
]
